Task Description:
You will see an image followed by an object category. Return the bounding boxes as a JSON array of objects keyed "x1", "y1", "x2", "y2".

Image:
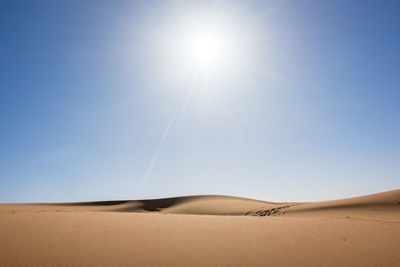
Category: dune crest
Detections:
[{"x1": 1, "y1": 189, "x2": 399, "y2": 219}]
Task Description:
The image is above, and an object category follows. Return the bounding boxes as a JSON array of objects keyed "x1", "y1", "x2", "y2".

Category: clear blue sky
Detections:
[{"x1": 1, "y1": 0, "x2": 399, "y2": 203}]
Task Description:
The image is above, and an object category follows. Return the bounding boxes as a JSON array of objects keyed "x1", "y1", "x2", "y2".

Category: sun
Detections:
[
  {"x1": 188, "y1": 31, "x2": 224, "y2": 68},
  {"x1": 182, "y1": 28, "x2": 231, "y2": 71}
]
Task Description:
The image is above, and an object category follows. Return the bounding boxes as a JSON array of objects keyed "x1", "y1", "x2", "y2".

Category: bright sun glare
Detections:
[
  {"x1": 180, "y1": 27, "x2": 232, "y2": 71},
  {"x1": 188, "y1": 31, "x2": 224, "y2": 67}
]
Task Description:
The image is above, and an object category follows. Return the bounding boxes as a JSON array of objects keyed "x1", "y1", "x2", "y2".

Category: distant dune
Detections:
[{"x1": 0, "y1": 189, "x2": 399, "y2": 266}]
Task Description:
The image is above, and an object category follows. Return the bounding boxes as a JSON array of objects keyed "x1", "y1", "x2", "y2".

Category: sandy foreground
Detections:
[{"x1": 0, "y1": 190, "x2": 399, "y2": 266}]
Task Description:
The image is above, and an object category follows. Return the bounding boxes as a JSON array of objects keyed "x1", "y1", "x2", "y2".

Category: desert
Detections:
[
  {"x1": 1, "y1": 189, "x2": 399, "y2": 266},
  {"x1": 1, "y1": 1, "x2": 400, "y2": 266}
]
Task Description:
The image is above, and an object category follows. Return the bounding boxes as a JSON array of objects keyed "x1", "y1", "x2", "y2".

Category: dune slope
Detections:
[{"x1": 1, "y1": 195, "x2": 288, "y2": 215}]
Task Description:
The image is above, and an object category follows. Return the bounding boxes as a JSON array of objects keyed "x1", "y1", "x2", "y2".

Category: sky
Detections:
[{"x1": 0, "y1": 0, "x2": 399, "y2": 203}]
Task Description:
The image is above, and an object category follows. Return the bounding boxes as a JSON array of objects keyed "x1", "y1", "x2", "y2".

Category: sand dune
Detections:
[
  {"x1": 283, "y1": 188, "x2": 400, "y2": 219},
  {"x1": 0, "y1": 189, "x2": 399, "y2": 266},
  {"x1": 246, "y1": 189, "x2": 400, "y2": 219},
  {"x1": 58, "y1": 195, "x2": 286, "y2": 215},
  {"x1": 0, "y1": 195, "x2": 287, "y2": 215},
  {"x1": 4, "y1": 189, "x2": 399, "y2": 218}
]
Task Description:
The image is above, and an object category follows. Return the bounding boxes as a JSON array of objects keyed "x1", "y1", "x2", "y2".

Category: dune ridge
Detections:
[{"x1": 2, "y1": 189, "x2": 399, "y2": 218}]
